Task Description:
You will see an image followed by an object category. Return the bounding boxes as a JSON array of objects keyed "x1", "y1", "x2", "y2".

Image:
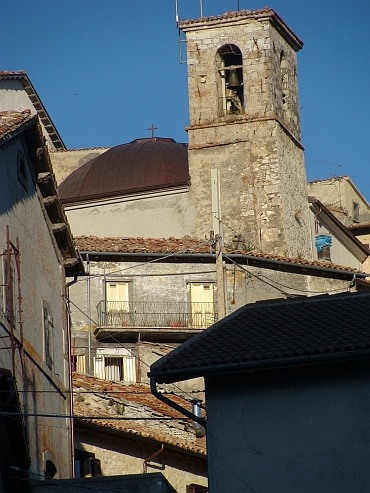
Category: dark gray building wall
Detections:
[{"x1": 205, "y1": 359, "x2": 370, "y2": 493}]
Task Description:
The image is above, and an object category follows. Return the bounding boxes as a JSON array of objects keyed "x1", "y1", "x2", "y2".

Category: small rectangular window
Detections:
[
  {"x1": 94, "y1": 349, "x2": 136, "y2": 383},
  {"x1": 353, "y1": 201, "x2": 360, "y2": 221},
  {"x1": 318, "y1": 245, "x2": 331, "y2": 262},
  {"x1": 75, "y1": 450, "x2": 101, "y2": 478}
]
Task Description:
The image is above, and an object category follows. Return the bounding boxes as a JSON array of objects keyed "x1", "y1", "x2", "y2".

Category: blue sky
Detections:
[{"x1": 2, "y1": 1, "x2": 369, "y2": 197}]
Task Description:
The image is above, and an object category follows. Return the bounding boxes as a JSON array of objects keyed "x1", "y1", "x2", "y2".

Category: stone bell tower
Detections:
[{"x1": 179, "y1": 8, "x2": 312, "y2": 259}]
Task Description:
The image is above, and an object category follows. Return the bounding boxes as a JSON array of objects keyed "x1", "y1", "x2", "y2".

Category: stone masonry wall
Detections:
[
  {"x1": 183, "y1": 14, "x2": 312, "y2": 258},
  {"x1": 75, "y1": 429, "x2": 208, "y2": 493}
]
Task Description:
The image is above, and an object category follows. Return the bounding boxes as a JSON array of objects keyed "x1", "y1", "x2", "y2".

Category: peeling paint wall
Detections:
[
  {"x1": 0, "y1": 133, "x2": 72, "y2": 479},
  {"x1": 63, "y1": 189, "x2": 197, "y2": 238}
]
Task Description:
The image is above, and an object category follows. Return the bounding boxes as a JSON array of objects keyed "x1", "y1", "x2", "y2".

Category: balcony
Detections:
[{"x1": 94, "y1": 300, "x2": 217, "y2": 342}]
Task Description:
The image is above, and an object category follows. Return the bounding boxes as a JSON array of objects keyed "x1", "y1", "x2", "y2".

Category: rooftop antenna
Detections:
[
  {"x1": 314, "y1": 159, "x2": 343, "y2": 209},
  {"x1": 175, "y1": 0, "x2": 203, "y2": 22},
  {"x1": 314, "y1": 159, "x2": 342, "y2": 175}
]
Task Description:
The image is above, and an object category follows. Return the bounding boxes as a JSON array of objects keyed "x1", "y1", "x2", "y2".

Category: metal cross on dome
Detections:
[{"x1": 147, "y1": 124, "x2": 158, "y2": 138}]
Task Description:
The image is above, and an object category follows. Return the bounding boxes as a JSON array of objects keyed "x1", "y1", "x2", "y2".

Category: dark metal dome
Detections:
[{"x1": 58, "y1": 137, "x2": 189, "y2": 204}]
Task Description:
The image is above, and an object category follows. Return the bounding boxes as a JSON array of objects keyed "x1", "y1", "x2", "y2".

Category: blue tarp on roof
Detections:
[{"x1": 315, "y1": 235, "x2": 332, "y2": 252}]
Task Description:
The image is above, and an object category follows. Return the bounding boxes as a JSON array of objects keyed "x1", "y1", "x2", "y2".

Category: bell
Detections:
[{"x1": 227, "y1": 69, "x2": 241, "y2": 89}]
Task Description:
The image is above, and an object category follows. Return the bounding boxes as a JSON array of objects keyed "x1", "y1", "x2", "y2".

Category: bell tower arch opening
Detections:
[{"x1": 216, "y1": 44, "x2": 244, "y2": 116}]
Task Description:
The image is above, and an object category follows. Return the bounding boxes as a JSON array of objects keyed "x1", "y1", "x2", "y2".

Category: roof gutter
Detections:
[
  {"x1": 150, "y1": 349, "x2": 370, "y2": 385},
  {"x1": 149, "y1": 376, "x2": 207, "y2": 430},
  {"x1": 78, "y1": 251, "x2": 369, "y2": 280}
]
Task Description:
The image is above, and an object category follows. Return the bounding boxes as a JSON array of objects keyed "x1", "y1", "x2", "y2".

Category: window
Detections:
[
  {"x1": 72, "y1": 353, "x2": 86, "y2": 373},
  {"x1": 189, "y1": 283, "x2": 215, "y2": 328},
  {"x1": 217, "y1": 44, "x2": 244, "y2": 116},
  {"x1": 105, "y1": 281, "x2": 131, "y2": 326},
  {"x1": 187, "y1": 485, "x2": 208, "y2": 493},
  {"x1": 353, "y1": 201, "x2": 360, "y2": 221},
  {"x1": 94, "y1": 347, "x2": 136, "y2": 383},
  {"x1": 316, "y1": 235, "x2": 332, "y2": 262},
  {"x1": 75, "y1": 449, "x2": 101, "y2": 478},
  {"x1": 43, "y1": 301, "x2": 54, "y2": 369}
]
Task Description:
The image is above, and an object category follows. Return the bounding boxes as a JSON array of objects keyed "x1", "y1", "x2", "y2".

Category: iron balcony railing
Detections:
[{"x1": 97, "y1": 300, "x2": 217, "y2": 329}]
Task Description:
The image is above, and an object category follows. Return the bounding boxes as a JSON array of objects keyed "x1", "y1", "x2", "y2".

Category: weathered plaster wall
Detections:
[
  {"x1": 75, "y1": 428, "x2": 208, "y2": 493},
  {"x1": 63, "y1": 189, "x2": 197, "y2": 238},
  {"x1": 51, "y1": 148, "x2": 109, "y2": 186},
  {"x1": 0, "y1": 135, "x2": 72, "y2": 478},
  {"x1": 205, "y1": 359, "x2": 370, "y2": 493}
]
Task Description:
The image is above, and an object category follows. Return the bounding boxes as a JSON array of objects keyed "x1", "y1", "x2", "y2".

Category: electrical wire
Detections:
[
  {"x1": 223, "y1": 254, "x2": 351, "y2": 295},
  {"x1": 65, "y1": 297, "x2": 206, "y2": 406},
  {"x1": 0, "y1": 411, "x2": 189, "y2": 421}
]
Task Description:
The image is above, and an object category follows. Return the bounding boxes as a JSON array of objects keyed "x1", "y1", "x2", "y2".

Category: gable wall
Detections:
[{"x1": 205, "y1": 359, "x2": 370, "y2": 493}]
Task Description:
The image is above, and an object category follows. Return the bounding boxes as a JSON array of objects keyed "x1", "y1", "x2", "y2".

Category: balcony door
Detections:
[
  {"x1": 189, "y1": 283, "x2": 215, "y2": 328},
  {"x1": 106, "y1": 281, "x2": 130, "y2": 325}
]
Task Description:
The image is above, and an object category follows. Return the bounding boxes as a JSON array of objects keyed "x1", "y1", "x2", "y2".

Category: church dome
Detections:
[{"x1": 58, "y1": 137, "x2": 189, "y2": 204}]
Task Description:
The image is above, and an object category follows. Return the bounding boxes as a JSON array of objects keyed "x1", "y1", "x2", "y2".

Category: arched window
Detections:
[{"x1": 217, "y1": 44, "x2": 244, "y2": 116}]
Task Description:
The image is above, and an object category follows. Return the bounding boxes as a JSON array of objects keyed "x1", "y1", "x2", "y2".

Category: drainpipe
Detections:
[
  {"x1": 65, "y1": 277, "x2": 78, "y2": 478},
  {"x1": 150, "y1": 376, "x2": 206, "y2": 430},
  {"x1": 191, "y1": 399, "x2": 206, "y2": 438},
  {"x1": 86, "y1": 254, "x2": 91, "y2": 375},
  {"x1": 143, "y1": 444, "x2": 164, "y2": 473}
]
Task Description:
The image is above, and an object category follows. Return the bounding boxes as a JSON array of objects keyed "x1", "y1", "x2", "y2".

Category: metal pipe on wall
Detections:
[
  {"x1": 143, "y1": 444, "x2": 164, "y2": 474},
  {"x1": 65, "y1": 276, "x2": 78, "y2": 478},
  {"x1": 86, "y1": 254, "x2": 91, "y2": 375}
]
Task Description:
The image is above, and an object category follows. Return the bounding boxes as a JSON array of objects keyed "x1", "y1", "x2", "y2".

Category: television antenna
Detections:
[
  {"x1": 314, "y1": 159, "x2": 341, "y2": 172},
  {"x1": 175, "y1": 1, "x2": 242, "y2": 63}
]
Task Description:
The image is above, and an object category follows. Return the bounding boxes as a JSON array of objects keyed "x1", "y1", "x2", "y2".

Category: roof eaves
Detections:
[
  {"x1": 0, "y1": 71, "x2": 65, "y2": 150},
  {"x1": 150, "y1": 348, "x2": 370, "y2": 385},
  {"x1": 74, "y1": 418, "x2": 206, "y2": 457},
  {"x1": 178, "y1": 8, "x2": 303, "y2": 51}
]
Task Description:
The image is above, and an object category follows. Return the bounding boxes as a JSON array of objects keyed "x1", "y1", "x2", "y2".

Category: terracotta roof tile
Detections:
[
  {"x1": 348, "y1": 222, "x2": 370, "y2": 230},
  {"x1": 0, "y1": 109, "x2": 35, "y2": 140},
  {"x1": 178, "y1": 8, "x2": 303, "y2": 49},
  {"x1": 150, "y1": 292, "x2": 370, "y2": 383},
  {"x1": 74, "y1": 235, "x2": 362, "y2": 274},
  {"x1": 72, "y1": 373, "x2": 206, "y2": 456}
]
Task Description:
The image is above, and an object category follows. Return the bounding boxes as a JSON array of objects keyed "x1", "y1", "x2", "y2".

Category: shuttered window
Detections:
[{"x1": 189, "y1": 283, "x2": 215, "y2": 328}]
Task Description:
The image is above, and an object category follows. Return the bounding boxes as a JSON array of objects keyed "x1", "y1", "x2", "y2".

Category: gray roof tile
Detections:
[{"x1": 149, "y1": 292, "x2": 370, "y2": 383}]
